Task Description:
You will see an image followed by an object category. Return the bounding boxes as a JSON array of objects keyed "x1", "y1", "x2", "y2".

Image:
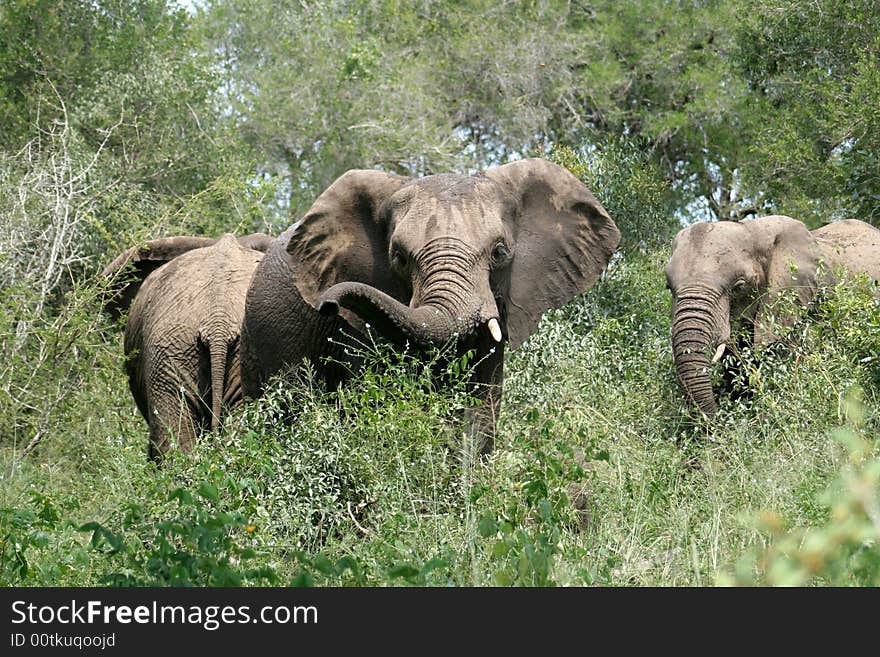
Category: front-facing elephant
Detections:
[
  {"x1": 241, "y1": 158, "x2": 621, "y2": 453},
  {"x1": 103, "y1": 232, "x2": 273, "y2": 459},
  {"x1": 666, "y1": 215, "x2": 880, "y2": 416}
]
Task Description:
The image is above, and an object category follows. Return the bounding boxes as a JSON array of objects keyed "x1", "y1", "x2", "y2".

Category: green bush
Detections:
[
  {"x1": 80, "y1": 484, "x2": 279, "y2": 587},
  {"x1": 0, "y1": 492, "x2": 87, "y2": 586},
  {"x1": 723, "y1": 394, "x2": 880, "y2": 586}
]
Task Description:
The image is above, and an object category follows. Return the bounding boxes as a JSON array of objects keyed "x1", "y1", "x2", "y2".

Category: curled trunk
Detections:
[
  {"x1": 318, "y1": 238, "x2": 498, "y2": 351},
  {"x1": 317, "y1": 281, "x2": 479, "y2": 347}
]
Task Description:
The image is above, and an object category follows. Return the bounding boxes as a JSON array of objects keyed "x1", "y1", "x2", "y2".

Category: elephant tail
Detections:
[{"x1": 205, "y1": 336, "x2": 229, "y2": 432}]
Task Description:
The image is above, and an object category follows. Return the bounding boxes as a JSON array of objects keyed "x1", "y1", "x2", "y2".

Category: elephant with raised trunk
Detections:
[
  {"x1": 103, "y1": 232, "x2": 272, "y2": 459},
  {"x1": 242, "y1": 158, "x2": 621, "y2": 453},
  {"x1": 666, "y1": 215, "x2": 880, "y2": 416}
]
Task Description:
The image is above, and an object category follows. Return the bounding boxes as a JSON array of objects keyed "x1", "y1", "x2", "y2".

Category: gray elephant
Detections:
[
  {"x1": 103, "y1": 232, "x2": 273, "y2": 459},
  {"x1": 241, "y1": 158, "x2": 621, "y2": 453},
  {"x1": 666, "y1": 215, "x2": 880, "y2": 415}
]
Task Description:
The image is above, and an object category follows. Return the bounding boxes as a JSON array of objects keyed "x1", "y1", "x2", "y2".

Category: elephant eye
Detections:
[
  {"x1": 390, "y1": 247, "x2": 408, "y2": 271},
  {"x1": 732, "y1": 279, "x2": 747, "y2": 293},
  {"x1": 491, "y1": 241, "x2": 511, "y2": 266}
]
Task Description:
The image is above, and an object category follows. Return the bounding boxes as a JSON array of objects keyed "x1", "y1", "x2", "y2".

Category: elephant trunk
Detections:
[
  {"x1": 318, "y1": 238, "x2": 497, "y2": 347},
  {"x1": 671, "y1": 286, "x2": 730, "y2": 416},
  {"x1": 317, "y1": 282, "x2": 485, "y2": 347}
]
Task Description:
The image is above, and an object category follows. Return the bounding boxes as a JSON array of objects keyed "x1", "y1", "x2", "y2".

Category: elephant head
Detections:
[
  {"x1": 287, "y1": 158, "x2": 620, "y2": 351},
  {"x1": 665, "y1": 215, "x2": 826, "y2": 416}
]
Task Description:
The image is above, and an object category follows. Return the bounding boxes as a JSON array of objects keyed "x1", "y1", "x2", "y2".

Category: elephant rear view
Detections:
[{"x1": 102, "y1": 232, "x2": 272, "y2": 459}]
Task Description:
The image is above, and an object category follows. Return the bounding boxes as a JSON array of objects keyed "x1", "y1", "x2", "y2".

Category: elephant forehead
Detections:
[
  {"x1": 392, "y1": 180, "x2": 504, "y2": 243},
  {"x1": 675, "y1": 222, "x2": 749, "y2": 255},
  {"x1": 669, "y1": 222, "x2": 754, "y2": 278}
]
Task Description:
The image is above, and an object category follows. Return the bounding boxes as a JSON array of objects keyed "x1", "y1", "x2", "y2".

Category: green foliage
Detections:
[
  {"x1": 0, "y1": 0, "x2": 224, "y2": 194},
  {"x1": 0, "y1": 491, "x2": 84, "y2": 585},
  {"x1": 735, "y1": 0, "x2": 880, "y2": 226},
  {"x1": 562, "y1": 0, "x2": 757, "y2": 220},
  {"x1": 551, "y1": 143, "x2": 680, "y2": 251},
  {"x1": 200, "y1": 0, "x2": 648, "y2": 213},
  {"x1": 724, "y1": 395, "x2": 880, "y2": 586},
  {"x1": 471, "y1": 408, "x2": 602, "y2": 586},
  {"x1": 80, "y1": 484, "x2": 279, "y2": 587}
]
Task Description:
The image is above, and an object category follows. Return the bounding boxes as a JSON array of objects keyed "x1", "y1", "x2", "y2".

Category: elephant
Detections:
[
  {"x1": 241, "y1": 157, "x2": 621, "y2": 454},
  {"x1": 665, "y1": 215, "x2": 880, "y2": 416},
  {"x1": 102, "y1": 232, "x2": 273, "y2": 459}
]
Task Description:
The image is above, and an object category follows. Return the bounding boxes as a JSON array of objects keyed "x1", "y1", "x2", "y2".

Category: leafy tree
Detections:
[
  {"x1": 0, "y1": 0, "x2": 238, "y2": 200},
  {"x1": 735, "y1": 0, "x2": 880, "y2": 227},
  {"x1": 200, "y1": 0, "x2": 764, "y2": 224},
  {"x1": 558, "y1": 0, "x2": 762, "y2": 221},
  {"x1": 200, "y1": 0, "x2": 601, "y2": 216}
]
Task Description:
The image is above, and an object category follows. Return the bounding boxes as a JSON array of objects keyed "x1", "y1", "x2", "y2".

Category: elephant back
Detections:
[
  {"x1": 129, "y1": 236, "x2": 260, "y2": 340},
  {"x1": 812, "y1": 219, "x2": 880, "y2": 283}
]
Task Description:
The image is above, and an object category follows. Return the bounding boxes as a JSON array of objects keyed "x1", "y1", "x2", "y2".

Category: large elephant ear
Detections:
[
  {"x1": 101, "y1": 236, "x2": 220, "y2": 321},
  {"x1": 484, "y1": 158, "x2": 621, "y2": 349},
  {"x1": 286, "y1": 169, "x2": 411, "y2": 330},
  {"x1": 752, "y1": 215, "x2": 822, "y2": 346}
]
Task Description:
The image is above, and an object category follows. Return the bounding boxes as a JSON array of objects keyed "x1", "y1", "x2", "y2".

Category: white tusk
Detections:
[
  {"x1": 487, "y1": 318, "x2": 502, "y2": 343},
  {"x1": 711, "y1": 343, "x2": 726, "y2": 363}
]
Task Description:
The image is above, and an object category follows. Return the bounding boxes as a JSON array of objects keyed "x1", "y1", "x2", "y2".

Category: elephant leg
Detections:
[
  {"x1": 146, "y1": 376, "x2": 202, "y2": 459},
  {"x1": 147, "y1": 418, "x2": 171, "y2": 462},
  {"x1": 464, "y1": 336, "x2": 505, "y2": 458},
  {"x1": 125, "y1": 353, "x2": 151, "y2": 426}
]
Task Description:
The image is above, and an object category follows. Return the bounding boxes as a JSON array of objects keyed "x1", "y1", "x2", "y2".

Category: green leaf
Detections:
[
  {"x1": 197, "y1": 483, "x2": 219, "y2": 502},
  {"x1": 388, "y1": 564, "x2": 420, "y2": 579},
  {"x1": 312, "y1": 555, "x2": 335, "y2": 575},
  {"x1": 493, "y1": 571, "x2": 512, "y2": 586},
  {"x1": 335, "y1": 556, "x2": 361, "y2": 577},
  {"x1": 477, "y1": 513, "x2": 498, "y2": 538},
  {"x1": 491, "y1": 541, "x2": 510, "y2": 558},
  {"x1": 168, "y1": 489, "x2": 193, "y2": 505},
  {"x1": 290, "y1": 571, "x2": 314, "y2": 588},
  {"x1": 420, "y1": 558, "x2": 447, "y2": 575}
]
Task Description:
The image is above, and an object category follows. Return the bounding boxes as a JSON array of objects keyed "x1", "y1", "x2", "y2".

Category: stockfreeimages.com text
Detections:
[{"x1": 11, "y1": 600, "x2": 317, "y2": 631}]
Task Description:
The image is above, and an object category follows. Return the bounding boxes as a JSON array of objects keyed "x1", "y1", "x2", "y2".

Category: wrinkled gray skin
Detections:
[
  {"x1": 666, "y1": 215, "x2": 880, "y2": 416},
  {"x1": 242, "y1": 158, "x2": 620, "y2": 454},
  {"x1": 103, "y1": 233, "x2": 273, "y2": 459}
]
